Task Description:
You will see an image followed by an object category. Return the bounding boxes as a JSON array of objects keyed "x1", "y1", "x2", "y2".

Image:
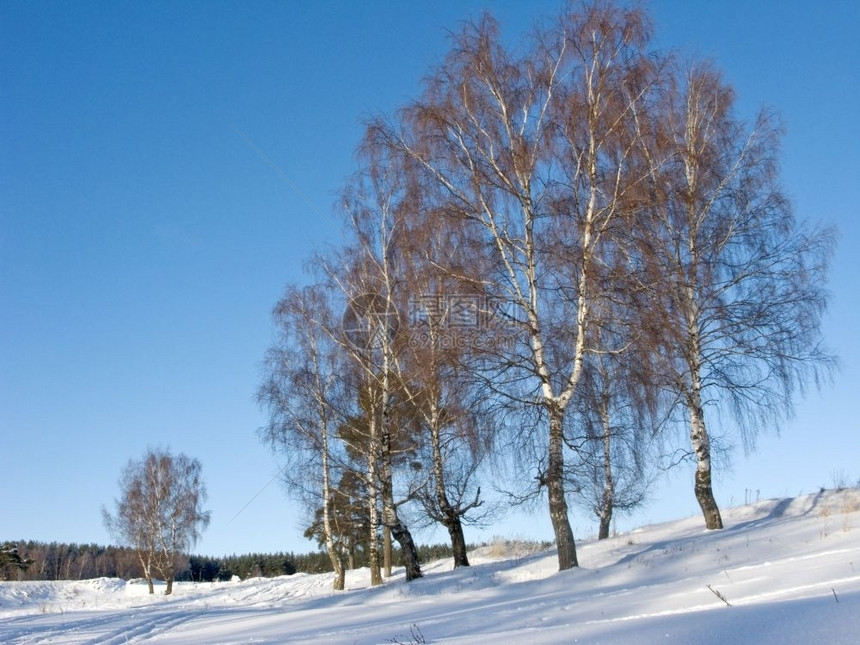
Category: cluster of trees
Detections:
[
  {"x1": 0, "y1": 542, "x2": 339, "y2": 583},
  {"x1": 189, "y1": 553, "x2": 299, "y2": 581},
  {"x1": 187, "y1": 542, "x2": 473, "y2": 582},
  {"x1": 259, "y1": 0, "x2": 834, "y2": 589},
  {"x1": 2, "y1": 541, "x2": 159, "y2": 581},
  {"x1": 0, "y1": 542, "x2": 307, "y2": 582}
]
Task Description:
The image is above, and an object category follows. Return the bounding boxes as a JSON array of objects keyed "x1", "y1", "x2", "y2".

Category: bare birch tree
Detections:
[
  {"x1": 103, "y1": 448, "x2": 210, "y2": 594},
  {"x1": 377, "y1": 3, "x2": 657, "y2": 570},
  {"x1": 258, "y1": 284, "x2": 350, "y2": 590},
  {"x1": 325, "y1": 159, "x2": 425, "y2": 582},
  {"x1": 401, "y1": 253, "x2": 493, "y2": 567},
  {"x1": 638, "y1": 63, "x2": 836, "y2": 528},
  {"x1": 572, "y1": 340, "x2": 657, "y2": 539}
]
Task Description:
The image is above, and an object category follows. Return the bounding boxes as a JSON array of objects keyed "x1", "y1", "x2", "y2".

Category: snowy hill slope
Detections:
[{"x1": 1, "y1": 488, "x2": 859, "y2": 644}]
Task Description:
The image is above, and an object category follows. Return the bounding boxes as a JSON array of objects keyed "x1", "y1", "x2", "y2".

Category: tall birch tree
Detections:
[
  {"x1": 378, "y1": 3, "x2": 657, "y2": 570},
  {"x1": 258, "y1": 284, "x2": 349, "y2": 589},
  {"x1": 638, "y1": 63, "x2": 836, "y2": 528},
  {"x1": 328, "y1": 160, "x2": 425, "y2": 581},
  {"x1": 399, "y1": 202, "x2": 495, "y2": 567}
]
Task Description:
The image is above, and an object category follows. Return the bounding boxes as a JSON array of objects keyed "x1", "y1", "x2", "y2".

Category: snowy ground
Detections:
[{"x1": 2, "y1": 488, "x2": 859, "y2": 644}]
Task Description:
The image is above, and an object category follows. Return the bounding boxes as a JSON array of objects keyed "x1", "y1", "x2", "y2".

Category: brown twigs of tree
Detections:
[
  {"x1": 102, "y1": 448, "x2": 210, "y2": 594},
  {"x1": 258, "y1": 0, "x2": 836, "y2": 577},
  {"x1": 258, "y1": 284, "x2": 352, "y2": 590},
  {"x1": 376, "y1": 2, "x2": 661, "y2": 570},
  {"x1": 633, "y1": 62, "x2": 836, "y2": 529}
]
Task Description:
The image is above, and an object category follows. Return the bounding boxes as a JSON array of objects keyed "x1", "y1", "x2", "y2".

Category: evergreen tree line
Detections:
[
  {"x1": 0, "y1": 539, "x2": 479, "y2": 582},
  {"x1": 1, "y1": 540, "x2": 149, "y2": 581},
  {"x1": 187, "y1": 542, "x2": 474, "y2": 582}
]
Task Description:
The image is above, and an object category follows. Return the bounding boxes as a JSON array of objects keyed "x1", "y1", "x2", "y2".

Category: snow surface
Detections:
[{"x1": 2, "y1": 489, "x2": 859, "y2": 644}]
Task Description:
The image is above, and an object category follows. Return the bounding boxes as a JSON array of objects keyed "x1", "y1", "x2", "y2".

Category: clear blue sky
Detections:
[{"x1": 2, "y1": 1, "x2": 858, "y2": 557}]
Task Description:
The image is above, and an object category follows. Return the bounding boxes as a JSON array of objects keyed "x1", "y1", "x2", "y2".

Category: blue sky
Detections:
[{"x1": 2, "y1": 0, "x2": 858, "y2": 557}]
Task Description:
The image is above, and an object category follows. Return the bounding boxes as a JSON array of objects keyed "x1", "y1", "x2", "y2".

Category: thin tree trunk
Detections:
[
  {"x1": 548, "y1": 405, "x2": 578, "y2": 569},
  {"x1": 383, "y1": 502, "x2": 423, "y2": 581},
  {"x1": 382, "y1": 525, "x2": 392, "y2": 578},
  {"x1": 380, "y1": 456, "x2": 422, "y2": 580},
  {"x1": 598, "y1": 393, "x2": 614, "y2": 540},
  {"x1": 682, "y1": 125, "x2": 723, "y2": 530},
  {"x1": 365, "y1": 448, "x2": 382, "y2": 586},
  {"x1": 686, "y1": 294, "x2": 723, "y2": 530},
  {"x1": 138, "y1": 552, "x2": 155, "y2": 595},
  {"x1": 446, "y1": 516, "x2": 470, "y2": 568},
  {"x1": 332, "y1": 562, "x2": 345, "y2": 590},
  {"x1": 165, "y1": 577, "x2": 173, "y2": 595},
  {"x1": 689, "y1": 390, "x2": 723, "y2": 529},
  {"x1": 598, "y1": 497, "x2": 613, "y2": 540},
  {"x1": 526, "y1": 248, "x2": 580, "y2": 569},
  {"x1": 347, "y1": 540, "x2": 356, "y2": 571},
  {"x1": 321, "y1": 424, "x2": 345, "y2": 591},
  {"x1": 430, "y1": 406, "x2": 470, "y2": 567},
  {"x1": 379, "y1": 368, "x2": 422, "y2": 581}
]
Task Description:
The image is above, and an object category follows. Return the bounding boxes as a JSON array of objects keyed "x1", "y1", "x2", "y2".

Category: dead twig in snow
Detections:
[{"x1": 707, "y1": 584, "x2": 732, "y2": 607}]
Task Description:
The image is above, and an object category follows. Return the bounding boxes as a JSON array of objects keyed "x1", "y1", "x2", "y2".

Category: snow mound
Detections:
[{"x1": 1, "y1": 488, "x2": 858, "y2": 644}]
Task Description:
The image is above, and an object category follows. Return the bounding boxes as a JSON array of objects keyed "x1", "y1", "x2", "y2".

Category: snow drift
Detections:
[{"x1": 1, "y1": 488, "x2": 858, "y2": 644}]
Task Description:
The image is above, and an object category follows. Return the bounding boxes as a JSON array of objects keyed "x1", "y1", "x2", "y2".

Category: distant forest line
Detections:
[{"x1": 0, "y1": 540, "x2": 480, "y2": 582}]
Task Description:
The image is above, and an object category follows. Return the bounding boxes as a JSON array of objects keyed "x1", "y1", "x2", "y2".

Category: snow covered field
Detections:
[{"x1": 2, "y1": 489, "x2": 859, "y2": 644}]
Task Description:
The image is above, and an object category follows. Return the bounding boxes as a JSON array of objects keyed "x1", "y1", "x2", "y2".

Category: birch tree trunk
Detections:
[
  {"x1": 597, "y1": 394, "x2": 615, "y2": 540},
  {"x1": 688, "y1": 367, "x2": 723, "y2": 529},
  {"x1": 379, "y1": 452, "x2": 422, "y2": 580},
  {"x1": 139, "y1": 553, "x2": 154, "y2": 595},
  {"x1": 365, "y1": 413, "x2": 383, "y2": 587},
  {"x1": 548, "y1": 404, "x2": 578, "y2": 569},
  {"x1": 382, "y1": 525, "x2": 392, "y2": 578},
  {"x1": 379, "y1": 393, "x2": 423, "y2": 581},
  {"x1": 321, "y1": 423, "x2": 346, "y2": 590},
  {"x1": 430, "y1": 406, "x2": 470, "y2": 567}
]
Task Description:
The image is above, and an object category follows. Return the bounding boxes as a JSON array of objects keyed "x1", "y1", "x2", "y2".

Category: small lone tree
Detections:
[{"x1": 103, "y1": 448, "x2": 211, "y2": 594}]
